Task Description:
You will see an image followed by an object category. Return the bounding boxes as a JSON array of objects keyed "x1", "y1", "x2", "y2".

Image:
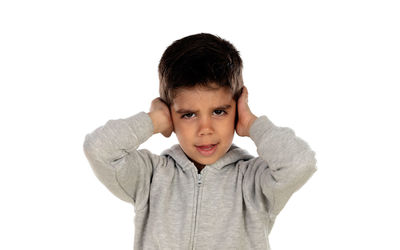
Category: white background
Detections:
[{"x1": 1, "y1": 0, "x2": 399, "y2": 249}]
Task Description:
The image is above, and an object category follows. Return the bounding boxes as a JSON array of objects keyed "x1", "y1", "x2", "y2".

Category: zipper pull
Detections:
[{"x1": 197, "y1": 173, "x2": 202, "y2": 185}]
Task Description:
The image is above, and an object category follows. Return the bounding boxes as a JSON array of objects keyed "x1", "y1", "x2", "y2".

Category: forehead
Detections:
[{"x1": 172, "y1": 86, "x2": 234, "y2": 108}]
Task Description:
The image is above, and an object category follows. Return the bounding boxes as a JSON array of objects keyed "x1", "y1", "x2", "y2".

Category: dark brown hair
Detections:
[{"x1": 158, "y1": 33, "x2": 244, "y2": 105}]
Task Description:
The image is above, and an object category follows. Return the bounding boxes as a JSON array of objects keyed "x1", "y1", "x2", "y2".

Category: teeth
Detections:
[{"x1": 199, "y1": 145, "x2": 214, "y2": 150}]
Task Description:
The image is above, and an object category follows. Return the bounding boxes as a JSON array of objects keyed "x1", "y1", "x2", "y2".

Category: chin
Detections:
[{"x1": 200, "y1": 155, "x2": 221, "y2": 165}]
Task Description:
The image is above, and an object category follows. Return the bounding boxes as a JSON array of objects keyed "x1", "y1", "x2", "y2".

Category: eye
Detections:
[
  {"x1": 181, "y1": 113, "x2": 196, "y2": 119},
  {"x1": 213, "y1": 109, "x2": 227, "y2": 116}
]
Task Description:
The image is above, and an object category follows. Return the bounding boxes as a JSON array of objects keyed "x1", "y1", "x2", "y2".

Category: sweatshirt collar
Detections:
[{"x1": 161, "y1": 143, "x2": 254, "y2": 172}]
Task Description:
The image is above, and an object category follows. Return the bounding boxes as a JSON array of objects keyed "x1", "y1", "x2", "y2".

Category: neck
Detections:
[{"x1": 194, "y1": 162, "x2": 205, "y2": 173}]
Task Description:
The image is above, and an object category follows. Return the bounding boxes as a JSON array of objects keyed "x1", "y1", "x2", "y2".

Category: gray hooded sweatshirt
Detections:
[{"x1": 83, "y1": 112, "x2": 317, "y2": 250}]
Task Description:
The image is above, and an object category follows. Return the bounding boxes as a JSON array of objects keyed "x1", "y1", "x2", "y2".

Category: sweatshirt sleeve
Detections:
[
  {"x1": 244, "y1": 115, "x2": 317, "y2": 220},
  {"x1": 83, "y1": 111, "x2": 165, "y2": 209}
]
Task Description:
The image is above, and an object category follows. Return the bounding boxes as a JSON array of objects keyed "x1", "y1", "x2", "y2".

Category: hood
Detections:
[{"x1": 161, "y1": 143, "x2": 254, "y2": 172}]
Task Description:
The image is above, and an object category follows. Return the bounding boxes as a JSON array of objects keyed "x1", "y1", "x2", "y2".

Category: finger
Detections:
[
  {"x1": 243, "y1": 86, "x2": 248, "y2": 100},
  {"x1": 239, "y1": 88, "x2": 248, "y2": 107}
]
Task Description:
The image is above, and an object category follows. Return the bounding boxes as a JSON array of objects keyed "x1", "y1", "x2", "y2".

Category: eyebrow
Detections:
[{"x1": 175, "y1": 104, "x2": 232, "y2": 114}]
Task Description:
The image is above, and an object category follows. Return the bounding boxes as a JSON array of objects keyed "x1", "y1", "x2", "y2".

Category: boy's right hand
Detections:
[{"x1": 148, "y1": 98, "x2": 173, "y2": 138}]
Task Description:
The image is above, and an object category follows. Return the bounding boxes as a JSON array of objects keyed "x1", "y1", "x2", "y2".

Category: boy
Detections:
[{"x1": 83, "y1": 33, "x2": 317, "y2": 249}]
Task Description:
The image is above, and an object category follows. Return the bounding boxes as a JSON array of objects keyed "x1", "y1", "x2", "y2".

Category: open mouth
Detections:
[{"x1": 195, "y1": 143, "x2": 218, "y2": 156}]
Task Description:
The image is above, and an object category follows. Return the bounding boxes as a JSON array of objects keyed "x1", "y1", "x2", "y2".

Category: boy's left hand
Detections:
[{"x1": 236, "y1": 86, "x2": 258, "y2": 137}]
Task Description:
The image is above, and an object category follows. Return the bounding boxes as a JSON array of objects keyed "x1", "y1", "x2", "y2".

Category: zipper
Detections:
[{"x1": 191, "y1": 172, "x2": 203, "y2": 250}]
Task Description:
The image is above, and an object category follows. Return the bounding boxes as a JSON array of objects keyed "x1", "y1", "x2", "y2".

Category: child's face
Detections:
[{"x1": 171, "y1": 84, "x2": 236, "y2": 168}]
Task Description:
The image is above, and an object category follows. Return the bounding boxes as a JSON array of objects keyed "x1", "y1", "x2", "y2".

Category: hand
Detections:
[
  {"x1": 148, "y1": 98, "x2": 173, "y2": 137},
  {"x1": 236, "y1": 86, "x2": 258, "y2": 137}
]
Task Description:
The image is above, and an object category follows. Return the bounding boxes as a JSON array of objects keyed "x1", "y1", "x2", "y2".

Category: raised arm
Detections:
[
  {"x1": 83, "y1": 98, "x2": 173, "y2": 209},
  {"x1": 237, "y1": 87, "x2": 317, "y2": 219},
  {"x1": 248, "y1": 116, "x2": 317, "y2": 218}
]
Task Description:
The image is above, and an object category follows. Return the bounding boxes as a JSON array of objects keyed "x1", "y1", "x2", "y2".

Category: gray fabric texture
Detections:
[{"x1": 83, "y1": 111, "x2": 317, "y2": 249}]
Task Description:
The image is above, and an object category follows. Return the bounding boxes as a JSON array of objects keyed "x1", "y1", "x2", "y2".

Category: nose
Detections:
[{"x1": 198, "y1": 116, "x2": 214, "y2": 136}]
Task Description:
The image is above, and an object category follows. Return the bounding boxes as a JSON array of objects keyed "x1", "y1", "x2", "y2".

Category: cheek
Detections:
[
  {"x1": 226, "y1": 113, "x2": 236, "y2": 129},
  {"x1": 218, "y1": 118, "x2": 235, "y2": 137},
  {"x1": 173, "y1": 121, "x2": 193, "y2": 142},
  {"x1": 171, "y1": 115, "x2": 182, "y2": 133}
]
